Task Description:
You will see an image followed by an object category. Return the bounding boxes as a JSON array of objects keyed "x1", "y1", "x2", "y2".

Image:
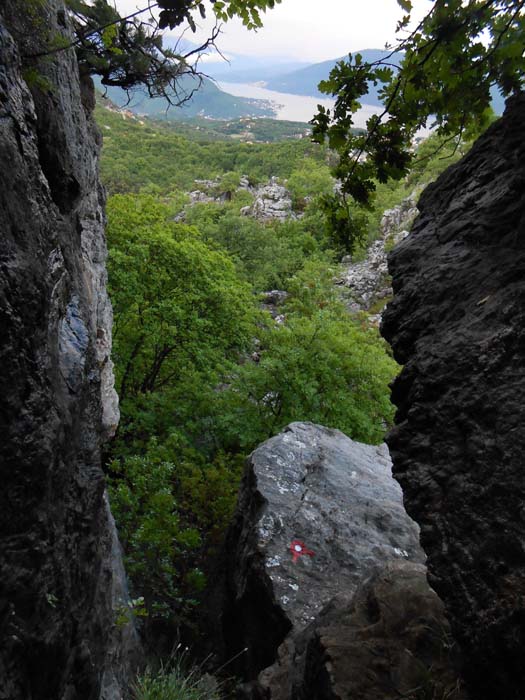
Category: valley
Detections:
[
  {"x1": 95, "y1": 95, "x2": 476, "y2": 663},
  {"x1": 1, "y1": 2, "x2": 523, "y2": 699}
]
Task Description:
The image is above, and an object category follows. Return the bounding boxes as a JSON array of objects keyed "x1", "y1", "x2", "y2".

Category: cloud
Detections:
[{"x1": 114, "y1": 0, "x2": 431, "y2": 63}]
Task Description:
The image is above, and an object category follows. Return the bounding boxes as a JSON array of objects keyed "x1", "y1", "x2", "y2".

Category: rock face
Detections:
[
  {"x1": 337, "y1": 192, "x2": 418, "y2": 321},
  {"x1": 381, "y1": 94, "x2": 525, "y2": 699},
  {"x1": 0, "y1": 3, "x2": 137, "y2": 698},
  {"x1": 219, "y1": 422, "x2": 424, "y2": 681},
  {"x1": 259, "y1": 561, "x2": 466, "y2": 700},
  {"x1": 99, "y1": 493, "x2": 141, "y2": 700},
  {"x1": 188, "y1": 178, "x2": 232, "y2": 205}
]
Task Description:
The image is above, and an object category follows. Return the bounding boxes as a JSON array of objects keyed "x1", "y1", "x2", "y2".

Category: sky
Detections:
[{"x1": 113, "y1": 0, "x2": 432, "y2": 63}]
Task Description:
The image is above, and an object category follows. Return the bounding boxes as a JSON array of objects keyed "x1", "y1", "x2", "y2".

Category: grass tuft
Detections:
[{"x1": 132, "y1": 649, "x2": 221, "y2": 700}]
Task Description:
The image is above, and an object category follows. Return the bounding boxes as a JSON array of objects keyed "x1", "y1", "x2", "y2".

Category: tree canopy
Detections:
[
  {"x1": 106, "y1": 193, "x2": 257, "y2": 404},
  {"x1": 312, "y1": 0, "x2": 524, "y2": 211},
  {"x1": 104, "y1": 189, "x2": 398, "y2": 627},
  {"x1": 60, "y1": 0, "x2": 281, "y2": 103}
]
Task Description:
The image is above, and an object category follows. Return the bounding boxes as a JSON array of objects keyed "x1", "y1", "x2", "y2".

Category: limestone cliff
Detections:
[
  {"x1": 0, "y1": 2, "x2": 137, "y2": 698},
  {"x1": 382, "y1": 94, "x2": 525, "y2": 699}
]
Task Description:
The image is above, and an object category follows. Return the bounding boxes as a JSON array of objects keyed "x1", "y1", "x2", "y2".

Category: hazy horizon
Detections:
[{"x1": 114, "y1": 0, "x2": 431, "y2": 64}]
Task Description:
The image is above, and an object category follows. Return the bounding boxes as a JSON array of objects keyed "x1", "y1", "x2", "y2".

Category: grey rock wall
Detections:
[
  {"x1": 0, "y1": 2, "x2": 136, "y2": 698},
  {"x1": 382, "y1": 93, "x2": 525, "y2": 699},
  {"x1": 250, "y1": 178, "x2": 296, "y2": 222}
]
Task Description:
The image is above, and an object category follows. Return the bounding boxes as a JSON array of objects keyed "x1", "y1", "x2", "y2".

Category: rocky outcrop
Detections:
[
  {"x1": 242, "y1": 177, "x2": 296, "y2": 222},
  {"x1": 180, "y1": 175, "x2": 296, "y2": 223},
  {"x1": 188, "y1": 178, "x2": 232, "y2": 204},
  {"x1": 337, "y1": 192, "x2": 418, "y2": 321},
  {"x1": 0, "y1": 3, "x2": 137, "y2": 698},
  {"x1": 260, "y1": 290, "x2": 288, "y2": 323},
  {"x1": 259, "y1": 561, "x2": 465, "y2": 700},
  {"x1": 219, "y1": 422, "x2": 424, "y2": 681},
  {"x1": 381, "y1": 94, "x2": 525, "y2": 699}
]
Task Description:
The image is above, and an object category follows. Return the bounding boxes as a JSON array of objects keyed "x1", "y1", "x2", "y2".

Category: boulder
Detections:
[
  {"x1": 259, "y1": 561, "x2": 466, "y2": 700},
  {"x1": 219, "y1": 422, "x2": 424, "y2": 680},
  {"x1": 381, "y1": 93, "x2": 525, "y2": 699}
]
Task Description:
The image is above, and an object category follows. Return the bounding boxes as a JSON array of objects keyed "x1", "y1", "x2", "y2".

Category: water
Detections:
[{"x1": 217, "y1": 81, "x2": 382, "y2": 126}]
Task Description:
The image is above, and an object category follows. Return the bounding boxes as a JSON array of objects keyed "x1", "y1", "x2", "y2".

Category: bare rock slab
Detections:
[{"x1": 219, "y1": 422, "x2": 424, "y2": 680}]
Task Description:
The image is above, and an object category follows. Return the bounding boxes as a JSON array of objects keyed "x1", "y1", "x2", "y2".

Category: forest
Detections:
[
  {"x1": 3, "y1": 0, "x2": 525, "y2": 698},
  {"x1": 97, "y1": 98, "x2": 477, "y2": 658}
]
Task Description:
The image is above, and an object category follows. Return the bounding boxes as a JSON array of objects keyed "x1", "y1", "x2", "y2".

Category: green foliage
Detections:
[
  {"x1": 106, "y1": 192, "x2": 258, "y2": 624},
  {"x1": 213, "y1": 0, "x2": 280, "y2": 27},
  {"x1": 102, "y1": 110, "x2": 400, "y2": 638},
  {"x1": 286, "y1": 158, "x2": 334, "y2": 208},
  {"x1": 106, "y1": 188, "x2": 397, "y2": 630},
  {"x1": 21, "y1": 67, "x2": 53, "y2": 93},
  {"x1": 208, "y1": 118, "x2": 310, "y2": 142},
  {"x1": 98, "y1": 107, "x2": 339, "y2": 287},
  {"x1": 109, "y1": 439, "x2": 243, "y2": 622},
  {"x1": 96, "y1": 103, "x2": 327, "y2": 195},
  {"x1": 317, "y1": 193, "x2": 369, "y2": 255},
  {"x1": 25, "y1": 0, "x2": 48, "y2": 28},
  {"x1": 217, "y1": 261, "x2": 397, "y2": 448},
  {"x1": 184, "y1": 203, "x2": 332, "y2": 291},
  {"x1": 132, "y1": 651, "x2": 221, "y2": 700},
  {"x1": 115, "y1": 596, "x2": 148, "y2": 628},
  {"x1": 107, "y1": 194, "x2": 257, "y2": 402},
  {"x1": 312, "y1": 0, "x2": 522, "y2": 206}
]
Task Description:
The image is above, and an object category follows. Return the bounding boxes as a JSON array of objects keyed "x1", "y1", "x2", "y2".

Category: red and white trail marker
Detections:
[{"x1": 290, "y1": 539, "x2": 315, "y2": 563}]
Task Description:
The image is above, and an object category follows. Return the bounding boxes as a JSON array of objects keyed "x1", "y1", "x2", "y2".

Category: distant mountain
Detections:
[
  {"x1": 93, "y1": 75, "x2": 275, "y2": 121},
  {"x1": 265, "y1": 49, "x2": 506, "y2": 115},
  {"x1": 161, "y1": 37, "x2": 309, "y2": 85},
  {"x1": 204, "y1": 56, "x2": 309, "y2": 84},
  {"x1": 265, "y1": 49, "x2": 405, "y2": 106}
]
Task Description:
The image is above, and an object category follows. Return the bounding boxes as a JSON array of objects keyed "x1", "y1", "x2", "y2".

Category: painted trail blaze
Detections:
[{"x1": 290, "y1": 539, "x2": 315, "y2": 563}]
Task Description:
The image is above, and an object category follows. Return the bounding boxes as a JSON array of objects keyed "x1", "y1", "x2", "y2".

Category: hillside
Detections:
[
  {"x1": 96, "y1": 99, "x2": 321, "y2": 193},
  {"x1": 165, "y1": 36, "x2": 309, "y2": 84},
  {"x1": 265, "y1": 49, "x2": 405, "y2": 105},
  {"x1": 264, "y1": 49, "x2": 506, "y2": 115},
  {"x1": 205, "y1": 55, "x2": 309, "y2": 83},
  {"x1": 94, "y1": 74, "x2": 276, "y2": 120}
]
